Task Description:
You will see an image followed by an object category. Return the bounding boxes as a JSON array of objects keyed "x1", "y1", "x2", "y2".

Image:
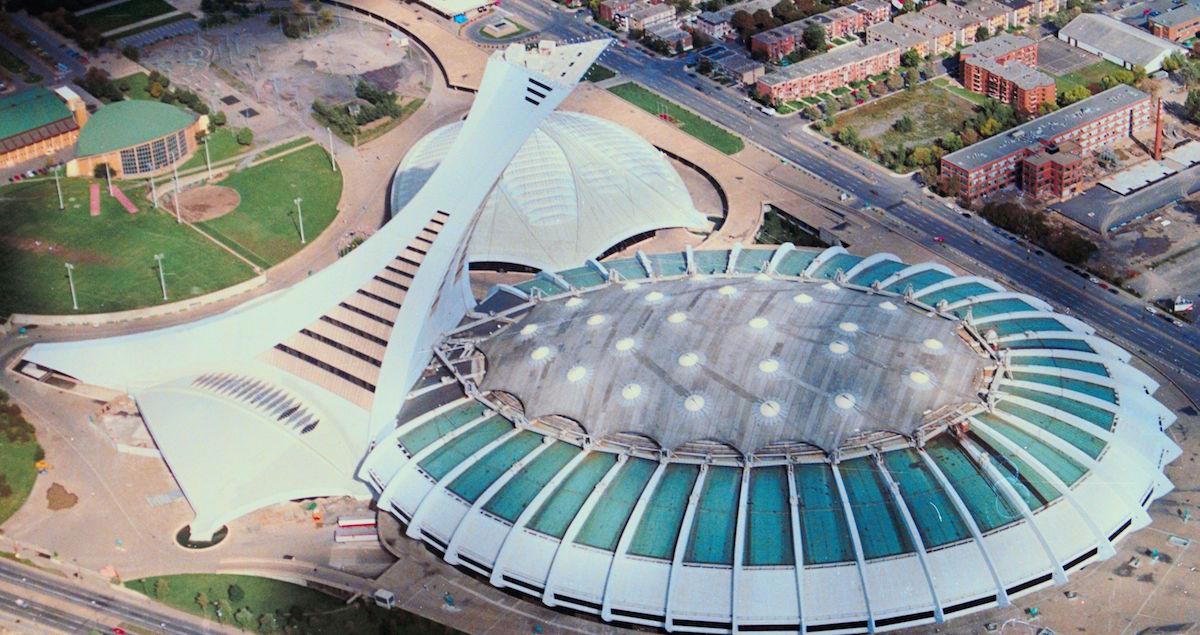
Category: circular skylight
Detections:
[
  {"x1": 924, "y1": 338, "x2": 944, "y2": 351},
  {"x1": 678, "y1": 352, "x2": 700, "y2": 367},
  {"x1": 615, "y1": 337, "x2": 635, "y2": 352},
  {"x1": 839, "y1": 322, "x2": 860, "y2": 333},
  {"x1": 879, "y1": 301, "x2": 897, "y2": 311},
  {"x1": 834, "y1": 393, "x2": 856, "y2": 410},
  {"x1": 667, "y1": 311, "x2": 687, "y2": 324},
  {"x1": 587, "y1": 314, "x2": 606, "y2": 326},
  {"x1": 759, "y1": 359, "x2": 780, "y2": 373},
  {"x1": 718, "y1": 285, "x2": 736, "y2": 297},
  {"x1": 530, "y1": 346, "x2": 551, "y2": 361},
  {"x1": 909, "y1": 370, "x2": 931, "y2": 385},
  {"x1": 794, "y1": 293, "x2": 813, "y2": 304},
  {"x1": 520, "y1": 324, "x2": 538, "y2": 336},
  {"x1": 749, "y1": 317, "x2": 769, "y2": 330},
  {"x1": 684, "y1": 395, "x2": 705, "y2": 412},
  {"x1": 829, "y1": 341, "x2": 850, "y2": 355},
  {"x1": 646, "y1": 291, "x2": 664, "y2": 302},
  {"x1": 760, "y1": 400, "x2": 781, "y2": 418},
  {"x1": 565, "y1": 297, "x2": 583, "y2": 308},
  {"x1": 623, "y1": 281, "x2": 641, "y2": 291},
  {"x1": 622, "y1": 383, "x2": 642, "y2": 400}
]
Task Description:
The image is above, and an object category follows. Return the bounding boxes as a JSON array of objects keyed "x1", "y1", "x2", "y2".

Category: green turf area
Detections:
[
  {"x1": 822, "y1": 82, "x2": 976, "y2": 171},
  {"x1": 0, "y1": 392, "x2": 42, "y2": 527},
  {"x1": 126, "y1": 574, "x2": 458, "y2": 633},
  {"x1": 756, "y1": 206, "x2": 827, "y2": 247},
  {"x1": 81, "y1": 0, "x2": 176, "y2": 33},
  {"x1": 116, "y1": 71, "x2": 152, "y2": 100},
  {"x1": 178, "y1": 127, "x2": 250, "y2": 172},
  {"x1": 200, "y1": 145, "x2": 342, "y2": 268},
  {"x1": 0, "y1": 46, "x2": 30, "y2": 75},
  {"x1": 0, "y1": 179, "x2": 254, "y2": 316},
  {"x1": 608, "y1": 82, "x2": 744, "y2": 155},
  {"x1": 933, "y1": 77, "x2": 990, "y2": 105},
  {"x1": 258, "y1": 136, "x2": 313, "y2": 159},
  {"x1": 1052, "y1": 59, "x2": 1124, "y2": 94},
  {"x1": 109, "y1": 11, "x2": 192, "y2": 37},
  {"x1": 584, "y1": 63, "x2": 617, "y2": 83}
]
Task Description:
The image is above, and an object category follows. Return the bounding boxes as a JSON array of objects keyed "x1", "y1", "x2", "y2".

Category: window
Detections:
[{"x1": 120, "y1": 148, "x2": 137, "y2": 174}]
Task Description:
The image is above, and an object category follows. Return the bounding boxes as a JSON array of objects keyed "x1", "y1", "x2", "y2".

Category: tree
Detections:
[
  {"x1": 773, "y1": 0, "x2": 802, "y2": 22},
  {"x1": 885, "y1": 70, "x2": 904, "y2": 91},
  {"x1": 803, "y1": 105, "x2": 822, "y2": 119},
  {"x1": 901, "y1": 0, "x2": 916, "y2": 13},
  {"x1": 939, "y1": 132, "x2": 963, "y2": 152},
  {"x1": 1058, "y1": 84, "x2": 1091, "y2": 106},
  {"x1": 900, "y1": 48, "x2": 921, "y2": 68},
  {"x1": 802, "y1": 22, "x2": 826, "y2": 51},
  {"x1": 909, "y1": 145, "x2": 934, "y2": 166},
  {"x1": 903, "y1": 67, "x2": 919, "y2": 88},
  {"x1": 974, "y1": 25, "x2": 990, "y2": 41},
  {"x1": 978, "y1": 116, "x2": 1003, "y2": 137},
  {"x1": 730, "y1": 10, "x2": 755, "y2": 34},
  {"x1": 148, "y1": 81, "x2": 164, "y2": 99},
  {"x1": 227, "y1": 583, "x2": 245, "y2": 603},
  {"x1": 1162, "y1": 53, "x2": 1183, "y2": 73},
  {"x1": 1185, "y1": 89, "x2": 1200, "y2": 124},
  {"x1": 93, "y1": 163, "x2": 111, "y2": 179},
  {"x1": 153, "y1": 578, "x2": 169, "y2": 600},
  {"x1": 697, "y1": 57, "x2": 713, "y2": 74},
  {"x1": 215, "y1": 599, "x2": 232, "y2": 623},
  {"x1": 893, "y1": 115, "x2": 915, "y2": 132},
  {"x1": 1039, "y1": 100, "x2": 1060, "y2": 115},
  {"x1": 195, "y1": 592, "x2": 210, "y2": 615},
  {"x1": 235, "y1": 127, "x2": 253, "y2": 146},
  {"x1": 121, "y1": 45, "x2": 139, "y2": 61},
  {"x1": 210, "y1": 110, "x2": 227, "y2": 127},
  {"x1": 234, "y1": 607, "x2": 256, "y2": 628}
]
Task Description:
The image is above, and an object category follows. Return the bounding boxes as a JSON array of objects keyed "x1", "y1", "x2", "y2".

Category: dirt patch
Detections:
[
  {"x1": 1, "y1": 236, "x2": 110, "y2": 264},
  {"x1": 174, "y1": 185, "x2": 241, "y2": 222},
  {"x1": 46, "y1": 483, "x2": 78, "y2": 511}
]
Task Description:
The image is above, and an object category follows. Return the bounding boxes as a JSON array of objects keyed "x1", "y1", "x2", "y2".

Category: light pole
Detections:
[
  {"x1": 64, "y1": 263, "x2": 78, "y2": 311},
  {"x1": 104, "y1": 163, "x2": 112, "y2": 194},
  {"x1": 154, "y1": 253, "x2": 168, "y2": 301},
  {"x1": 150, "y1": 175, "x2": 159, "y2": 209},
  {"x1": 171, "y1": 162, "x2": 182, "y2": 223},
  {"x1": 53, "y1": 165, "x2": 64, "y2": 210},
  {"x1": 293, "y1": 197, "x2": 306, "y2": 244},
  {"x1": 326, "y1": 127, "x2": 337, "y2": 172},
  {"x1": 203, "y1": 135, "x2": 213, "y2": 180}
]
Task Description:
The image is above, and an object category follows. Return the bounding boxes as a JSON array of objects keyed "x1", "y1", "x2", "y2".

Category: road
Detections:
[
  {"x1": 0, "y1": 558, "x2": 213, "y2": 635},
  {"x1": 500, "y1": 0, "x2": 1200, "y2": 400}
]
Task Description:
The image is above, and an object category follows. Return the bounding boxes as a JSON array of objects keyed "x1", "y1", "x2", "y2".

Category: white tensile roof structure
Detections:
[
  {"x1": 362, "y1": 244, "x2": 1181, "y2": 633},
  {"x1": 390, "y1": 111, "x2": 710, "y2": 272},
  {"x1": 19, "y1": 40, "x2": 611, "y2": 541}
]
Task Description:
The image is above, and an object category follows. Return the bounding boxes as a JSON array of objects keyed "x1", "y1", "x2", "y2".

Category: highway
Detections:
[
  {"x1": 502, "y1": 0, "x2": 1200, "y2": 400},
  {"x1": 0, "y1": 558, "x2": 213, "y2": 634}
]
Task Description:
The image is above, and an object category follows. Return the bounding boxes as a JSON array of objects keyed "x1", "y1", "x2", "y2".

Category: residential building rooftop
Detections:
[
  {"x1": 960, "y1": 32, "x2": 1036, "y2": 58},
  {"x1": 761, "y1": 41, "x2": 897, "y2": 86},
  {"x1": 976, "y1": 57, "x2": 1054, "y2": 90},
  {"x1": 1150, "y1": 1, "x2": 1200, "y2": 27}
]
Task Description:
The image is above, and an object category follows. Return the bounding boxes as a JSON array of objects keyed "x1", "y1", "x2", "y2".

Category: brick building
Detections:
[
  {"x1": 751, "y1": 27, "x2": 798, "y2": 61},
  {"x1": 1020, "y1": 140, "x2": 1085, "y2": 198},
  {"x1": 1148, "y1": 2, "x2": 1200, "y2": 42},
  {"x1": 923, "y1": 2, "x2": 988, "y2": 45},
  {"x1": 867, "y1": 20, "x2": 936, "y2": 56},
  {"x1": 627, "y1": 2, "x2": 676, "y2": 32},
  {"x1": 751, "y1": 0, "x2": 891, "y2": 61},
  {"x1": 755, "y1": 41, "x2": 900, "y2": 102},
  {"x1": 0, "y1": 86, "x2": 87, "y2": 169},
  {"x1": 893, "y1": 11, "x2": 957, "y2": 54},
  {"x1": 940, "y1": 85, "x2": 1153, "y2": 202},
  {"x1": 959, "y1": 34, "x2": 1055, "y2": 114}
]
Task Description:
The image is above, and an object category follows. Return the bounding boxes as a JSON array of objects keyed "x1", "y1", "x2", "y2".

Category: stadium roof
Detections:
[
  {"x1": 76, "y1": 99, "x2": 196, "y2": 156},
  {"x1": 390, "y1": 112, "x2": 708, "y2": 272},
  {"x1": 0, "y1": 87, "x2": 76, "y2": 148},
  {"x1": 942, "y1": 84, "x2": 1148, "y2": 171},
  {"x1": 363, "y1": 245, "x2": 1180, "y2": 632},
  {"x1": 1058, "y1": 13, "x2": 1182, "y2": 70}
]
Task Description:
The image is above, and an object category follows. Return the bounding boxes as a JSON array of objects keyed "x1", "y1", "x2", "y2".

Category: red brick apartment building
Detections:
[
  {"x1": 756, "y1": 41, "x2": 900, "y2": 101},
  {"x1": 1148, "y1": 2, "x2": 1200, "y2": 42},
  {"x1": 751, "y1": 0, "x2": 890, "y2": 62},
  {"x1": 959, "y1": 34, "x2": 1055, "y2": 115},
  {"x1": 1021, "y1": 141, "x2": 1085, "y2": 198},
  {"x1": 940, "y1": 85, "x2": 1152, "y2": 202}
]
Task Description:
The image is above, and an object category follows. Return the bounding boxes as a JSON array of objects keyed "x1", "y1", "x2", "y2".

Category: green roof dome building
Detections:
[{"x1": 69, "y1": 100, "x2": 206, "y2": 179}]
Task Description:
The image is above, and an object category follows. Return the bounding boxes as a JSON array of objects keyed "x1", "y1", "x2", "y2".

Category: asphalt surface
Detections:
[
  {"x1": 0, "y1": 558, "x2": 213, "y2": 635},
  {"x1": 503, "y1": 0, "x2": 1200, "y2": 402}
]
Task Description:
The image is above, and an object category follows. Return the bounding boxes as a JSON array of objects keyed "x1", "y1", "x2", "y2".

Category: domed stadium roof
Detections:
[
  {"x1": 76, "y1": 100, "x2": 196, "y2": 157},
  {"x1": 362, "y1": 246, "x2": 1180, "y2": 633},
  {"x1": 389, "y1": 112, "x2": 709, "y2": 272}
]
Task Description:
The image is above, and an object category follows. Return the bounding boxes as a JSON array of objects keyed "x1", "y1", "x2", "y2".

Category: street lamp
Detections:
[
  {"x1": 64, "y1": 263, "x2": 78, "y2": 311},
  {"x1": 104, "y1": 163, "x2": 112, "y2": 193},
  {"x1": 53, "y1": 165, "x2": 64, "y2": 210},
  {"x1": 293, "y1": 197, "x2": 306, "y2": 244},
  {"x1": 154, "y1": 253, "x2": 168, "y2": 301},
  {"x1": 203, "y1": 135, "x2": 213, "y2": 181},
  {"x1": 171, "y1": 162, "x2": 182, "y2": 223},
  {"x1": 326, "y1": 127, "x2": 338, "y2": 172}
]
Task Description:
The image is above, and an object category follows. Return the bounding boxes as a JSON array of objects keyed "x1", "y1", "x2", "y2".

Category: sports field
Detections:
[
  {"x1": 178, "y1": 128, "x2": 250, "y2": 172},
  {"x1": 608, "y1": 82, "x2": 745, "y2": 155},
  {"x1": 199, "y1": 145, "x2": 342, "y2": 268},
  {"x1": 0, "y1": 179, "x2": 254, "y2": 316}
]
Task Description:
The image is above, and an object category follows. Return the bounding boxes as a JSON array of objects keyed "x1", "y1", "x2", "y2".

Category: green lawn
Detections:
[
  {"x1": 257, "y1": 136, "x2": 313, "y2": 159},
  {"x1": 116, "y1": 71, "x2": 152, "y2": 100},
  {"x1": 179, "y1": 128, "x2": 250, "y2": 172},
  {"x1": 1052, "y1": 59, "x2": 1124, "y2": 94},
  {"x1": 608, "y1": 82, "x2": 744, "y2": 155},
  {"x1": 479, "y1": 18, "x2": 530, "y2": 40},
  {"x1": 0, "y1": 179, "x2": 255, "y2": 316},
  {"x1": 933, "y1": 77, "x2": 990, "y2": 106},
  {"x1": 200, "y1": 145, "x2": 342, "y2": 268},
  {"x1": 126, "y1": 574, "x2": 457, "y2": 633},
  {"x1": 110, "y1": 11, "x2": 192, "y2": 37},
  {"x1": 0, "y1": 393, "x2": 42, "y2": 527},
  {"x1": 584, "y1": 63, "x2": 617, "y2": 83},
  {"x1": 81, "y1": 0, "x2": 176, "y2": 33}
]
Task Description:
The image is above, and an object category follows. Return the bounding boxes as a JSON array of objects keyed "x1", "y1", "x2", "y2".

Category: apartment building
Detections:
[
  {"x1": 959, "y1": 34, "x2": 1054, "y2": 114},
  {"x1": 941, "y1": 85, "x2": 1153, "y2": 201},
  {"x1": 755, "y1": 41, "x2": 900, "y2": 102},
  {"x1": 1020, "y1": 140, "x2": 1085, "y2": 198},
  {"x1": 893, "y1": 11, "x2": 957, "y2": 54},
  {"x1": 1148, "y1": 1, "x2": 1200, "y2": 42},
  {"x1": 923, "y1": 2, "x2": 988, "y2": 45}
]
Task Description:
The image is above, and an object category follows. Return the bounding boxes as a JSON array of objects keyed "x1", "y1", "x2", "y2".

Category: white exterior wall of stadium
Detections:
[{"x1": 20, "y1": 40, "x2": 610, "y2": 541}]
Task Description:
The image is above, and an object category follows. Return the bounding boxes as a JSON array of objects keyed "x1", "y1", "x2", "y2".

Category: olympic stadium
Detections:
[{"x1": 14, "y1": 39, "x2": 1182, "y2": 634}]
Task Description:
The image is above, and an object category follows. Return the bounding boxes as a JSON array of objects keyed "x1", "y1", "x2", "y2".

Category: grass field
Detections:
[
  {"x1": 179, "y1": 128, "x2": 250, "y2": 172},
  {"x1": 584, "y1": 63, "x2": 617, "y2": 83},
  {"x1": 81, "y1": 0, "x2": 176, "y2": 33},
  {"x1": 116, "y1": 71, "x2": 152, "y2": 100},
  {"x1": 822, "y1": 83, "x2": 976, "y2": 170},
  {"x1": 0, "y1": 179, "x2": 255, "y2": 316},
  {"x1": 1053, "y1": 59, "x2": 1124, "y2": 94},
  {"x1": 258, "y1": 136, "x2": 313, "y2": 159},
  {"x1": 126, "y1": 574, "x2": 457, "y2": 633},
  {"x1": 200, "y1": 145, "x2": 342, "y2": 268},
  {"x1": 0, "y1": 393, "x2": 42, "y2": 527},
  {"x1": 932, "y1": 77, "x2": 990, "y2": 106},
  {"x1": 608, "y1": 83, "x2": 744, "y2": 154}
]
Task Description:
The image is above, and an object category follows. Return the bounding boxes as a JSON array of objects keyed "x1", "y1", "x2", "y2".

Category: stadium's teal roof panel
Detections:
[{"x1": 76, "y1": 99, "x2": 195, "y2": 156}]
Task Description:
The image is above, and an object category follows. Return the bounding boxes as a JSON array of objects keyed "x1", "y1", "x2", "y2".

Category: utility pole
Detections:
[
  {"x1": 294, "y1": 197, "x2": 306, "y2": 244},
  {"x1": 53, "y1": 165, "x2": 64, "y2": 210},
  {"x1": 64, "y1": 263, "x2": 78, "y2": 311},
  {"x1": 326, "y1": 127, "x2": 338, "y2": 172},
  {"x1": 171, "y1": 162, "x2": 182, "y2": 223},
  {"x1": 154, "y1": 253, "x2": 168, "y2": 301},
  {"x1": 203, "y1": 135, "x2": 213, "y2": 180}
]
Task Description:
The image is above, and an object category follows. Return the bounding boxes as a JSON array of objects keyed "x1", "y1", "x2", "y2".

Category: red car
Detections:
[{"x1": 933, "y1": 236, "x2": 945, "y2": 243}]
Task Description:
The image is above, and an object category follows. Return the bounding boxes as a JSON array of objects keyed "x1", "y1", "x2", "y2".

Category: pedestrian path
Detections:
[
  {"x1": 89, "y1": 183, "x2": 100, "y2": 217},
  {"x1": 110, "y1": 185, "x2": 138, "y2": 214}
]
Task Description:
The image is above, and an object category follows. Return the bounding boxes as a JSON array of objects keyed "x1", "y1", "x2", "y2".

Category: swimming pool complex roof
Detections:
[{"x1": 362, "y1": 245, "x2": 1181, "y2": 634}]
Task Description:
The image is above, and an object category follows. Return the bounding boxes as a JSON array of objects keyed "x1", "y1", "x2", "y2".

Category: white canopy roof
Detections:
[{"x1": 391, "y1": 112, "x2": 709, "y2": 272}]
